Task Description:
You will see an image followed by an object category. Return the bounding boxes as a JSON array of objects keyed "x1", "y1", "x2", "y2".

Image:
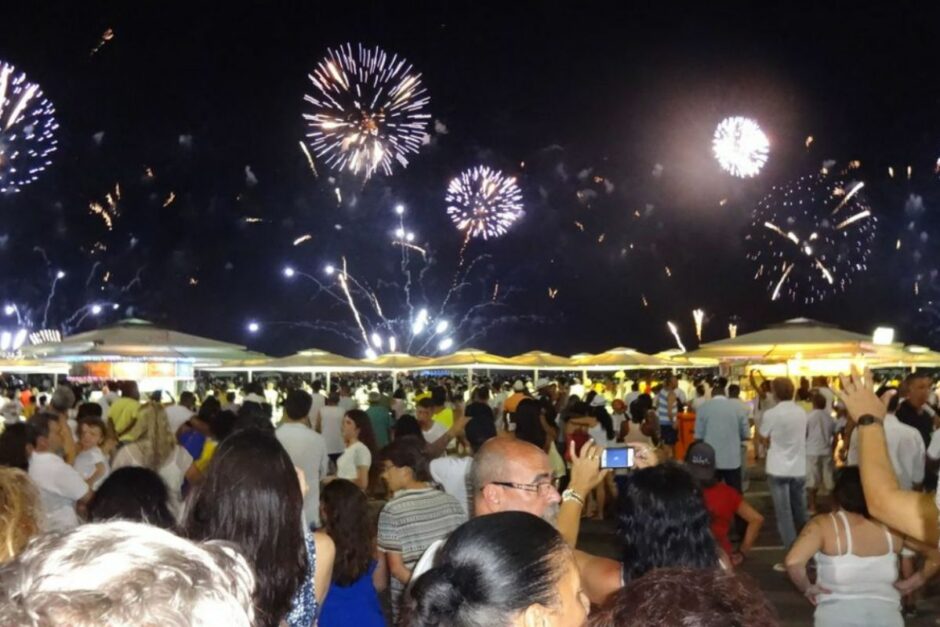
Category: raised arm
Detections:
[{"x1": 837, "y1": 368, "x2": 939, "y2": 545}]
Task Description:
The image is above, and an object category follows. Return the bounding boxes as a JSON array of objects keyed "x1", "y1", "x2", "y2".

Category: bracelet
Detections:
[{"x1": 561, "y1": 488, "x2": 584, "y2": 506}]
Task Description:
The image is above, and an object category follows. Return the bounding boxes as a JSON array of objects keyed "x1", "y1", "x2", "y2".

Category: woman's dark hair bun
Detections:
[{"x1": 411, "y1": 563, "x2": 471, "y2": 623}]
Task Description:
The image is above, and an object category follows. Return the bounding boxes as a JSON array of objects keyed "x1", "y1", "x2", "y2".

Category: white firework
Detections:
[
  {"x1": 303, "y1": 43, "x2": 431, "y2": 180},
  {"x1": 0, "y1": 61, "x2": 59, "y2": 193},
  {"x1": 445, "y1": 166, "x2": 524, "y2": 239},
  {"x1": 713, "y1": 116, "x2": 769, "y2": 178}
]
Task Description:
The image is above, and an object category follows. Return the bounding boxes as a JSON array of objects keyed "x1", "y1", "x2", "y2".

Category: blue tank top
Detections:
[{"x1": 318, "y1": 560, "x2": 385, "y2": 627}]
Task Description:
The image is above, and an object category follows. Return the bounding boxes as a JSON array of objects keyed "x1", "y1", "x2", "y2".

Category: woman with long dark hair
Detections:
[
  {"x1": 329, "y1": 409, "x2": 378, "y2": 491},
  {"x1": 576, "y1": 462, "x2": 719, "y2": 606},
  {"x1": 182, "y1": 428, "x2": 335, "y2": 627},
  {"x1": 318, "y1": 479, "x2": 386, "y2": 627}
]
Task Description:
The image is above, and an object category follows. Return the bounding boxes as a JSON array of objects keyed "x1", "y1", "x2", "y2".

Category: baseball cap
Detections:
[
  {"x1": 685, "y1": 441, "x2": 716, "y2": 484},
  {"x1": 535, "y1": 377, "x2": 551, "y2": 389},
  {"x1": 512, "y1": 380, "x2": 525, "y2": 392},
  {"x1": 368, "y1": 391, "x2": 382, "y2": 403},
  {"x1": 589, "y1": 394, "x2": 607, "y2": 408}
]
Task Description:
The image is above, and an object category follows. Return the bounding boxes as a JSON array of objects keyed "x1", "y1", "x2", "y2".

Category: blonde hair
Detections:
[
  {"x1": 133, "y1": 403, "x2": 177, "y2": 470},
  {"x1": 0, "y1": 467, "x2": 42, "y2": 563}
]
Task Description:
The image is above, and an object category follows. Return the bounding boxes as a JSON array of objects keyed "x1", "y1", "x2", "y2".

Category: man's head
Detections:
[
  {"x1": 664, "y1": 375, "x2": 677, "y2": 390},
  {"x1": 368, "y1": 391, "x2": 382, "y2": 406},
  {"x1": 380, "y1": 436, "x2": 431, "y2": 493},
  {"x1": 713, "y1": 377, "x2": 728, "y2": 395},
  {"x1": 429, "y1": 386, "x2": 446, "y2": 408},
  {"x1": 50, "y1": 386, "x2": 76, "y2": 415},
  {"x1": 121, "y1": 381, "x2": 140, "y2": 401},
  {"x1": 416, "y1": 398, "x2": 435, "y2": 428},
  {"x1": 471, "y1": 438, "x2": 560, "y2": 522},
  {"x1": 225, "y1": 391, "x2": 236, "y2": 404},
  {"x1": 312, "y1": 380, "x2": 323, "y2": 394},
  {"x1": 27, "y1": 412, "x2": 63, "y2": 453},
  {"x1": 812, "y1": 392, "x2": 827, "y2": 411},
  {"x1": 904, "y1": 373, "x2": 932, "y2": 408},
  {"x1": 283, "y1": 389, "x2": 313, "y2": 421},
  {"x1": 727, "y1": 384, "x2": 740, "y2": 399},
  {"x1": 179, "y1": 391, "x2": 196, "y2": 411},
  {"x1": 771, "y1": 377, "x2": 795, "y2": 402},
  {"x1": 472, "y1": 385, "x2": 490, "y2": 403}
]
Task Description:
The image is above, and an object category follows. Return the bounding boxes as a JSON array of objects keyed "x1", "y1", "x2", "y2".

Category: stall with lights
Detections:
[{"x1": 22, "y1": 318, "x2": 265, "y2": 394}]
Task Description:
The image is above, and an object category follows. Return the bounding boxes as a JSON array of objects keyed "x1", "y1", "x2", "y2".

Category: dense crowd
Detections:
[{"x1": 0, "y1": 367, "x2": 939, "y2": 626}]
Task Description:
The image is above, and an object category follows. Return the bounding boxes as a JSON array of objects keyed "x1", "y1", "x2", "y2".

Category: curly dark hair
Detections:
[
  {"x1": 617, "y1": 462, "x2": 718, "y2": 582},
  {"x1": 589, "y1": 567, "x2": 779, "y2": 627},
  {"x1": 321, "y1": 479, "x2": 375, "y2": 586}
]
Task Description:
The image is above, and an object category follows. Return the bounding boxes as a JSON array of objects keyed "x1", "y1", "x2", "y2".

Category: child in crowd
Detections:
[{"x1": 73, "y1": 414, "x2": 110, "y2": 490}]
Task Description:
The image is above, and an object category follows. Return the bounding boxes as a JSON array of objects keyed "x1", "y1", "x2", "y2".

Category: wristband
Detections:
[
  {"x1": 858, "y1": 414, "x2": 883, "y2": 427},
  {"x1": 561, "y1": 488, "x2": 584, "y2": 506}
]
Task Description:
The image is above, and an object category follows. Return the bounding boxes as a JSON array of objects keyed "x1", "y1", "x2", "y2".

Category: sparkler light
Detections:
[
  {"x1": 283, "y1": 266, "x2": 296, "y2": 278},
  {"x1": 728, "y1": 323, "x2": 738, "y2": 339},
  {"x1": 303, "y1": 43, "x2": 431, "y2": 180},
  {"x1": 247, "y1": 321, "x2": 260, "y2": 333},
  {"x1": 712, "y1": 116, "x2": 769, "y2": 178},
  {"x1": 745, "y1": 173, "x2": 877, "y2": 303},
  {"x1": 446, "y1": 166, "x2": 524, "y2": 239},
  {"x1": 0, "y1": 61, "x2": 58, "y2": 193},
  {"x1": 667, "y1": 321, "x2": 687, "y2": 353},
  {"x1": 692, "y1": 309, "x2": 705, "y2": 341}
]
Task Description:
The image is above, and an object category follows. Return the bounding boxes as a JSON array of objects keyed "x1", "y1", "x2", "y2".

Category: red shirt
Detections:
[{"x1": 702, "y1": 482, "x2": 742, "y2": 556}]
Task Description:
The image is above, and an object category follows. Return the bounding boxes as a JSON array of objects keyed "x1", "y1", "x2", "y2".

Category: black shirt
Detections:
[{"x1": 896, "y1": 400, "x2": 933, "y2": 447}]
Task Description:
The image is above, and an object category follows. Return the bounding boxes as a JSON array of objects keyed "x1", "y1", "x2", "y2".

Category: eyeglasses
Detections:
[{"x1": 489, "y1": 478, "x2": 559, "y2": 496}]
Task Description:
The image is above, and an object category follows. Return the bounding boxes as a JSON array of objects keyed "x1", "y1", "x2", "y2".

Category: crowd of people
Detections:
[{"x1": 0, "y1": 366, "x2": 938, "y2": 625}]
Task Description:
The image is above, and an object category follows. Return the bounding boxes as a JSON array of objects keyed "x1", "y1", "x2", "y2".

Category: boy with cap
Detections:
[{"x1": 686, "y1": 441, "x2": 764, "y2": 567}]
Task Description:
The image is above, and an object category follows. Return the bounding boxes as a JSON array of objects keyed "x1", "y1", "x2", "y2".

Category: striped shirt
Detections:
[
  {"x1": 377, "y1": 487, "x2": 467, "y2": 618},
  {"x1": 656, "y1": 388, "x2": 675, "y2": 426}
]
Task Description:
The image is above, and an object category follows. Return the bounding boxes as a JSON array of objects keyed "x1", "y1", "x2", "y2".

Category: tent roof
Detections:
[
  {"x1": 425, "y1": 348, "x2": 518, "y2": 370},
  {"x1": 508, "y1": 351, "x2": 574, "y2": 369},
  {"x1": 253, "y1": 348, "x2": 366, "y2": 372},
  {"x1": 868, "y1": 344, "x2": 940, "y2": 368},
  {"x1": 686, "y1": 318, "x2": 877, "y2": 362},
  {"x1": 363, "y1": 352, "x2": 429, "y2": 370},
  {"x1": 571, "y1": 346, "x2": 670, "y2": 370},
  {"x1": 23, "y1": 319, "x2": 249, "y2": 362}
]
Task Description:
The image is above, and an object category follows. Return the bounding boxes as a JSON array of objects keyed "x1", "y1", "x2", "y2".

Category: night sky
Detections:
[{"x1": 3, "y1": 2, "x2": 940, "y2": 358}]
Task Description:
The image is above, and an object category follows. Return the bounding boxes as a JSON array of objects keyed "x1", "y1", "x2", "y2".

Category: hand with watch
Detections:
[{"x1": 835, "y1": 366, "x2": 894, "y2": 424}]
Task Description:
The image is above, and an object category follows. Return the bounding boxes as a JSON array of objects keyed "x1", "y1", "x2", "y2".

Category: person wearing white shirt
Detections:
[
  {"x1": 805, "y1": 394, "x2": 835, "y2": 513},
  {"x1": 27, "y1": 413, "x2": 91, "y2": 531},
  {"x1": 276, "y1": 389, "x2": 329, "y2": 528},
  {"x1": 164, "y1": 391, "x2": 197, "y2": 437},
  {"x1": 317, "y1": 393, "x2": 347, "y2": 466},
  {"x1": 417, "y1": 398, "x2": 448, "y2": 443},
  {"x1": 308, "y1": 381, "x2": 327, "y2": 426},
  {"x1": 338, "y1": 383, "x2": 358, "y2": 413},
  {"x1": 758, "y1": 378, "x2": 808, "y2": 564},
  {"x1": 848, "y1": 406, "x2": 925, "y2": 492}
]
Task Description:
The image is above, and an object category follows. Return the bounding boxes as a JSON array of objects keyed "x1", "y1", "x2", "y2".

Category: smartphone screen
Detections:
[{"x1": 601, "y1": 446, "x2": 635, "y2": 469}]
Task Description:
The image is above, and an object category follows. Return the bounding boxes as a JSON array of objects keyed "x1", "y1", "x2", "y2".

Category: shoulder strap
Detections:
[
  {"x1": 881, "y1": 525, "x2": 896, "y2": 553},
  {"x1": 837, "y1": 510, "x2": 853, "y2": 554},
  {"x1": 829, "y1": 513, "x2": 843, "y2": 555}
]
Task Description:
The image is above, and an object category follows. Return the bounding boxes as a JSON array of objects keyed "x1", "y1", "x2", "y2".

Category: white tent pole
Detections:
[
  {"x1": 326, "y1": 371, "x2": 332, "y2": 392},
  {"x1": 247, "y1": 369, "x2": 253, "y2": 383},
  {"x1": 468, "y1": 367, "x2": 474, "y2": 392},
  {"x1": 534, "y1": 367, "x2": 539, "y2": 382}
]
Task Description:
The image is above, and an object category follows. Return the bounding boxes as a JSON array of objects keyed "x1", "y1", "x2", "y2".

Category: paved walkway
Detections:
[{"x1": 575, "y1": 459, "x2": 940, "y2": 626}]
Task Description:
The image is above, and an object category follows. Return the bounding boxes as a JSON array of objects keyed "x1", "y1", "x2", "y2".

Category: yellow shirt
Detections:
[
  {"x1": 108, "y1": 397, "x2": 141, "y2": 441},
  {"x1": 195, "y1": 438, "x2": 217, "y2": 473},
  {"x1": 433, "y1": 407, "x2": 454, "y2": 429}
]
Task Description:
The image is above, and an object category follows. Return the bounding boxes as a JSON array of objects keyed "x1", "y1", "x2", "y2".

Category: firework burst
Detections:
[
  {"x1": 713, "y1": 116, "x2": 769, "y2": 178},
  {"x1": 303, "y1": 43, "x2": 431, "y2": 180},
  {"x1": 745, "y1": 173, "x2": 877, "y2": 303},
  {"x1": 0, "y1": 61, "x2": 58, "y2": 193},
  {"x1": 445, "y1": 166, "x2": 524, "y2": 239}
]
